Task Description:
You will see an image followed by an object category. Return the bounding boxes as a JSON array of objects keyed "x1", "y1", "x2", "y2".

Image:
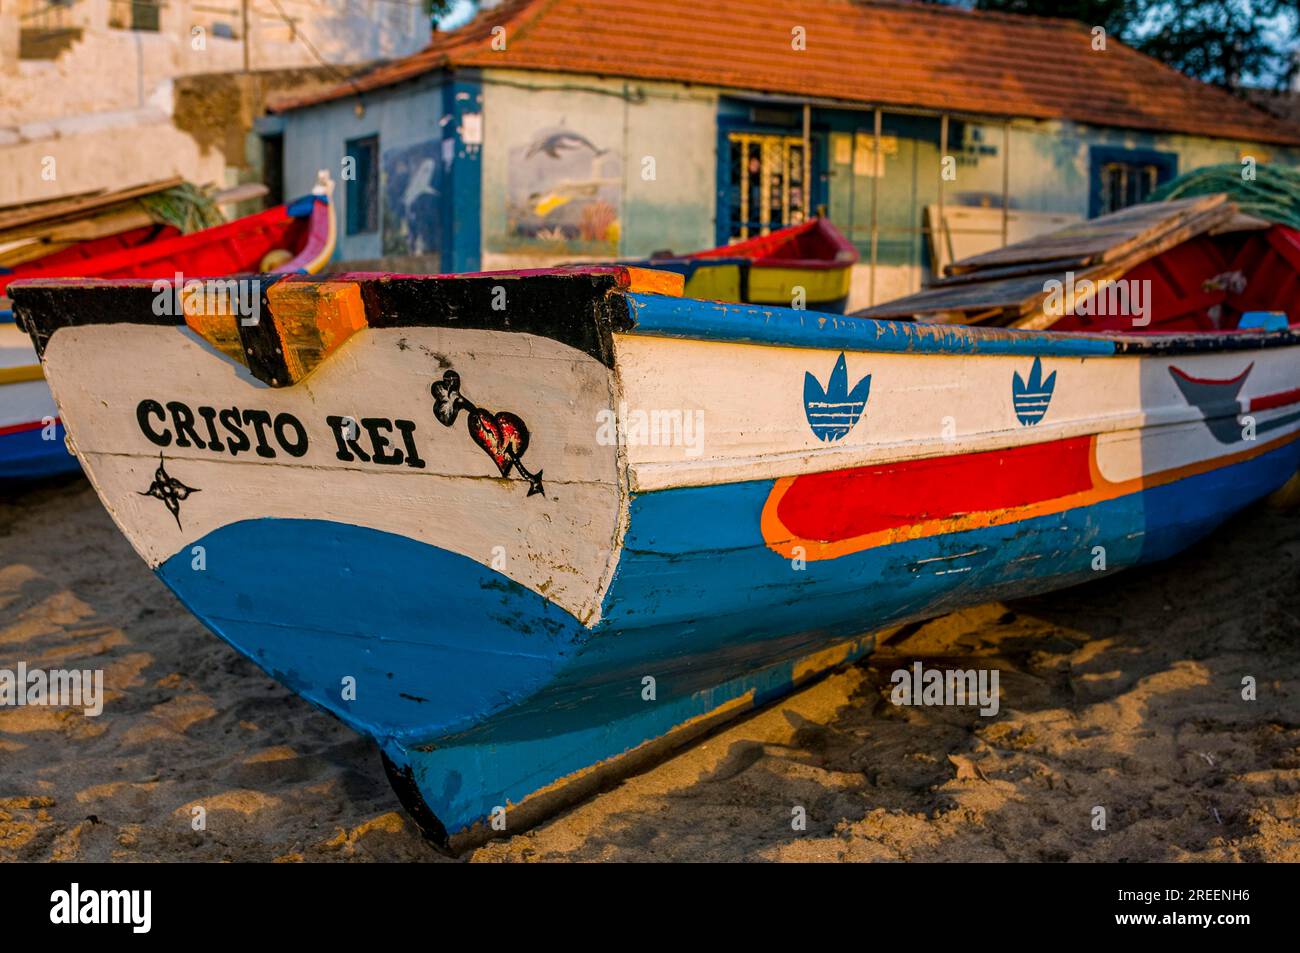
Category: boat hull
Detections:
[
  {"x1": 0, "y1": 420, "x2": 79, "y2": 482},
  {"x1": 0, "y1": 322, "x2": 79, "y2": 483},
  {"x1": 11, "y1": 269, "x2": 1300, "y2": 848}
]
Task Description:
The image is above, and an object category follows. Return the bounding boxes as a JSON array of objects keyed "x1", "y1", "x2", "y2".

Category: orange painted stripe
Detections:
[{"x1": 761, "y1": 427, "x2": 1300, "y2": 562}]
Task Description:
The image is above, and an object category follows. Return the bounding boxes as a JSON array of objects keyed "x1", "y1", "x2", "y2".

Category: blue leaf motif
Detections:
[
  {"x1": 1012, "y1": 356, "x2": 1056, "y2": 426},
  {"x1": 805, "y1": 352, "x2": 871, "y2": 441}
]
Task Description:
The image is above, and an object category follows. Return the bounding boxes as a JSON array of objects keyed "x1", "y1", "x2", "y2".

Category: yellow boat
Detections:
[{"x1": 626, "y1": 218, "x2": 858, "y2": 313}]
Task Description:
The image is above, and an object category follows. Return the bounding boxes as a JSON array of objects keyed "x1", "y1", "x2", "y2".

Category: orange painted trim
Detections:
[
  {"x1": 622, "y1": 267, "x2": 685, "y2": 297},
  {"x1": 762, "y1": 428, "x2": 1300, "y2": 561},
  {"x1": 265, "y1": 279, "x2": 368, "y2": 385}
]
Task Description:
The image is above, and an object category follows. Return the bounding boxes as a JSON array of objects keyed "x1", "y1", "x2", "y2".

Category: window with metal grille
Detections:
[
  {"x1": 725, "y1": 133, "x2": 809, "y2": 242},
  {"x1": 1099, "y1": 161, "x2": 1162, "y2": 214}
]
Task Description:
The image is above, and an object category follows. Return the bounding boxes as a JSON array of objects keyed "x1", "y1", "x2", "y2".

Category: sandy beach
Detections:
[{"x1": 1, "y1": 476, "x2": 1297, "y2": 863}]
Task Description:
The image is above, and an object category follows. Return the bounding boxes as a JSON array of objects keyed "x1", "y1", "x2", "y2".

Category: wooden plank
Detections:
[
  {"x1": 0, "y1": 178, "x2": 183, "y2": 236},
  {"x1": 927, "y1": 255, "x2": 1088, "y2": 287},
  {"x1": 1209, "y1": 212, "x2": 1272, "y2": 235},
  {"x1": 1010, "y1": 204, "x2": 1239, "y2": 330},
  {"x1": 924, "y1": 203, "x2": 1082, "y2": 275},
  {"x1": 212, "y1": 183, "x2": 269, "y2": 206},
  {"x1": 0, "y1": 205, "x2": 165, "y2": 255},
  {"x1": 863, "y1": 202, "x2": 1236, "y2": 325},
  {"x1": 945, "y1": 194, "x2": 1228, "y2": 275},
  {"x1": 857, "y1": 272, "x2": 1053, "y2": 319}
]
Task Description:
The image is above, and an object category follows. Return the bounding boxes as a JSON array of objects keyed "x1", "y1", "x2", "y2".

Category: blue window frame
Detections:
[
  {"x1": 345, "y1": 135, "x2": 380, "y2": 236},
  {"x1": 716, "y1": 107, "x2": 829, "y2": 246},
  {"x1": 1088, "y1": 146, "x2": 1177, "y2": 218}
]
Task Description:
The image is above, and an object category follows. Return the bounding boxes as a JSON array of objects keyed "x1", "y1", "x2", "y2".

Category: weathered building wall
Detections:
[
  {"x1": 279, "y1": 76, "x2": 446, "y2": 264},
  {"x1": 0, "y1": 113, "x2": 225, "y2": 208},
  {"x1": 824, "y1": 113, "x2": 1300, "y2": 311},
  {"x1": 0, "y1": 0, "x2": 427, "y2": 208},
  {"x1": 272, "y1": 64, "x2": 1300, "y2": 303}
]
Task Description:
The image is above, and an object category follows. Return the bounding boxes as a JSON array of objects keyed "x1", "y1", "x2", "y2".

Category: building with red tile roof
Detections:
[
  {"x1": 273, "y1": 0, "x2": 1297, "y2": 144},
  {"x1": 263, "y1": 0, "x2": 1300, "y2": 308}
]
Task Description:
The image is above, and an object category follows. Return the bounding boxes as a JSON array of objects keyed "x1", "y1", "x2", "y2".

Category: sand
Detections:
[{"x1": 1, "y1": 476, "x2": 1298, "y2": 862}]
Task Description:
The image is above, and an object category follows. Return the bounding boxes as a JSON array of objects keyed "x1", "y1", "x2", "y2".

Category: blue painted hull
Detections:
[
  {"x1": 154, "y1": 434, "x2": 1300, "y2": 843},
  {"x1": 0, "y1": 423, "x2": 80, "y2": 483}
]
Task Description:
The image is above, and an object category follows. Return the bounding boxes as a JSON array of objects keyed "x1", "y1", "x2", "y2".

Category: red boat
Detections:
[
  {"x1": 0, "y1": 178, "x2": 334, "y2": 481},
  {"x1": 1052, "y1": 223, "x2": 1300, "y2": 333},
  {"x1": 1, "y1": 181, "x2": 335, "y2": 307}
]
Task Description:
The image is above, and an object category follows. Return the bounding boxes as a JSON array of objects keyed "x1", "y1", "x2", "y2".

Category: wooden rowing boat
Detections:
[
  {"x1": 622, "y1": 217, "x2": 858, "y2": 312},
  {"x1": 10, "y1": 264, "x2": 1299, "y2": 849},
  {"x1": 0, "y1": 179, "x2": 335, "y2": 483}
]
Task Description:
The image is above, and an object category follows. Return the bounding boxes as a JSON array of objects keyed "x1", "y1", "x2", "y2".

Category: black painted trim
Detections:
[
  {"x1": 14, "y1": 271, "x2": 1300, "y2": 365},
  {"x1": 238, "y1": 280, "x2": 291, "y2": 386},
  {"x1": 349, "y1": 271, "x2": 634, "y2": 367},
  {"x1": 13, "y1": 283, "x2": 184, "y2": 358},
  {"x1": 1107, "y1": 329, "x2": 1300, "y2": 355},
  {"x1": 10, "y1": 271, "x2": 636, "y2": 368}
]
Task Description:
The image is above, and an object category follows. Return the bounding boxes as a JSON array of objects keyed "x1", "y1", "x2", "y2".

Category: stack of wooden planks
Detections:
[
  {"x1": 857, "y1": 194, "x2": 1239, "y2": 329},
  {"x1": 0, "y1": 179, "x2": 187, "y2": 268},
  {"x1": 0, "y1": 180, "x2": 262, "y2": 271}
]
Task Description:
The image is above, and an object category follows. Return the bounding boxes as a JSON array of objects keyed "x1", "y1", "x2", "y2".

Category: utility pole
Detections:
[{"x1": 242, "y1": 0, "x2": 250, "y2": 73}]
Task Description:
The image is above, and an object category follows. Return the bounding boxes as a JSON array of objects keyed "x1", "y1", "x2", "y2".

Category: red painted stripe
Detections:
[
  {"x1": 1168, "y1": 363, "x2": 1253, "y2": 387},
  {"x1": 1249, "y1": 387, "x2": 1300, "y2": 412},
  {"x1": 0, "y1": 418, "x2": 58, "y2": 437},
  {"x1": 775, "y1": 435, "x2": 1095, "y2": 544}
]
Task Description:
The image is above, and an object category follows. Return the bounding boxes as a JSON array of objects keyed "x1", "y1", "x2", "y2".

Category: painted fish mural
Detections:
[{"x1": 10, "y1": 266, "x2": 1300, "y2": 852}]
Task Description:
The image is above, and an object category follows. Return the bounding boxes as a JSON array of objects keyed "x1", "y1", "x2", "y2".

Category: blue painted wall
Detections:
[{"x1": 280, "y1": 75, "x2": 449, "y2": 265}]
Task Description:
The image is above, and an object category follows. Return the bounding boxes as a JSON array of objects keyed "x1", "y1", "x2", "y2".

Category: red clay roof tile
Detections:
[{"x1": 269, "y1": 0, "x2": 1300, "y2": 145}]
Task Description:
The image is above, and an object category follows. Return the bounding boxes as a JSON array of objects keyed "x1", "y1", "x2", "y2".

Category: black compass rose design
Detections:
[{"x1": 139, "y1": 454, "x2": 200, "y2": 528}]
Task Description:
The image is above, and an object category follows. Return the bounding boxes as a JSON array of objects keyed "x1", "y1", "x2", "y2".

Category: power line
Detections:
[{"x1": 262, "y1": 0, "x2": 369, "y2": 95}]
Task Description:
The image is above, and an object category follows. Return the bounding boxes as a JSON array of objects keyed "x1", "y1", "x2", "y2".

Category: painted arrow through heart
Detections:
[{"x1": 431, "y1": 369, "x2": 545, "y2": 497}]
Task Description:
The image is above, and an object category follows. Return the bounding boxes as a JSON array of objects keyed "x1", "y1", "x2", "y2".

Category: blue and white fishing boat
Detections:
[{"x1": 10, "y1": 264, "x2": 1300, "y2": 849}]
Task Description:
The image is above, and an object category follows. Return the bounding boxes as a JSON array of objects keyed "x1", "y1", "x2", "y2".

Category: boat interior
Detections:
[
  {"x1": 674, "y1": 217, "x2": 858, "y2": 268},
  {"x1": 1051, "y1": 225, "x2": 1300, "y2": 335},
  {"x1": 0, "y1": 205, "x2": 313, "y2": 294}
]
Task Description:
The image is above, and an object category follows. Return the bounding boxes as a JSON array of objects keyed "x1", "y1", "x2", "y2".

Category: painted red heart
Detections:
[{"x1": 468, "y1": 409, "x2": 529, "y2": 476}]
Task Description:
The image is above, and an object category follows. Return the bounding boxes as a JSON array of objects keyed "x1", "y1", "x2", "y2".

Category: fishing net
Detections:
[
  {"x1": 139, "y1": 183, "x2": 226, "y2": 234},
  {"x1": 1149, "y1": 163, "x2": 1300, "y2": 231}
]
